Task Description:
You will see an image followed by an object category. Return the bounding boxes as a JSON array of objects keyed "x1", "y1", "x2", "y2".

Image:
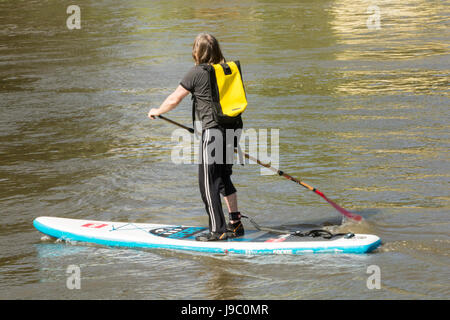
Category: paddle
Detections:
[{"x1": 156, "y1": 115, "x2": 362, "y2": 222}]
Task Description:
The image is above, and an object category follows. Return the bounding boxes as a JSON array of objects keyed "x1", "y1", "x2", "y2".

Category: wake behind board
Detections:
[{"x1": 33, "y1": 216, "x2": 381, "y2": 255}]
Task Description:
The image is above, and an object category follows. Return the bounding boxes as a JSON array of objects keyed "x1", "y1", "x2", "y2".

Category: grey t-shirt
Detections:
[{"x1": 180, "y1": 65, "x2": 217, "y2": 130}]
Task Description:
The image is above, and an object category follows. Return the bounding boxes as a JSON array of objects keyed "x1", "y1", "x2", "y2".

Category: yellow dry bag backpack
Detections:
[{"x1": 196, "y1": 60, "x2": 247, "y2": 127}]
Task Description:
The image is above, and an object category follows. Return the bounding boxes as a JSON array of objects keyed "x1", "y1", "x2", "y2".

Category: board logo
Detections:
[
  {"x1": 81, "y1": 223, "x2": 108, "y2": 228},
  {"x1": 149, "y1": 226, "x2": 205, "y2": 239},
  {"x1": 265, "y1": 234, "x2": 289, "y2": 243}
]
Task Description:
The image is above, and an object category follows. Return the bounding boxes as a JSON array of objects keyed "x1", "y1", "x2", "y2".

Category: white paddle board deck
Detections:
[{"x1": 33, "y1": 216, "x2": 381, "y2": 255}]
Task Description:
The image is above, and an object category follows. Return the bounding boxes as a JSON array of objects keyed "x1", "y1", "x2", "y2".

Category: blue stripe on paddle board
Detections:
[{"x1": 33, "y1": 218, "x2": 381, "y2": 254}]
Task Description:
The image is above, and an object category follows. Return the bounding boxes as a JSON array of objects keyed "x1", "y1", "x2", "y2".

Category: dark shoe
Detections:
[
  {"x1": 227, "y1": 221, "x2": 245, "y2": 237},
  {"x1": 195, "y1": 231, "x2": 228, "y2": 242}
]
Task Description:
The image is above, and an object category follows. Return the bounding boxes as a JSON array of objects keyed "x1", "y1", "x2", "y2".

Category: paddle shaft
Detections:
[
  {"x1": 158, "y1": 115, "x2": 194, "y2": 133},
  {"x1": 156, "y1": 115, "x2": 362, "y2": 221}
]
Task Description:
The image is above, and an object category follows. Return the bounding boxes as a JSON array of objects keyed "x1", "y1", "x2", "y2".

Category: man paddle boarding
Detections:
[{"x1": 148, "y1": 33, "x2": 246, "y2": 241}]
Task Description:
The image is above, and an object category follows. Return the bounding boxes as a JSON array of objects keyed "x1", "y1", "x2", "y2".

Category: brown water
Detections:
[{"x1": 0, "y1": 0, "x2": 449, "y2": 299}]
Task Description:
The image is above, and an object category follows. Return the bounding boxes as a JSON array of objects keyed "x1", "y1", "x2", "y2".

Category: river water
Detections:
[{"x1": 0, "y1": 0, "x2": 448, "y2": 300}]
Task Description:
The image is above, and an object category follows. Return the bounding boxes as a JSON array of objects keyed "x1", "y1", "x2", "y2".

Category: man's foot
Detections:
[
  {"x1": 195, "y1": 231, "x2": 228, "y2": 241},
  {"x1": 227, "y1": 211, "x2": 245, "y2": 237},
  {"x1": 227, "y1": 220, "x2": 245, "y2": 237}
]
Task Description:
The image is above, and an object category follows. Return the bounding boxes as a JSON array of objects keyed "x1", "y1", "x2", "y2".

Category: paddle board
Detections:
[{"x1": 33, "y1": 216, "x2": 381, "y2": 255}]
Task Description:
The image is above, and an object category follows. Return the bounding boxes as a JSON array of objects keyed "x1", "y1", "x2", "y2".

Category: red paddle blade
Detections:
[{"x1": 313, "y1": 189, "x2": 362, "y2": 222}]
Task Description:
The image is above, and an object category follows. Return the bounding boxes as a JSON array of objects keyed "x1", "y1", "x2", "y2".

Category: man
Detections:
[{"x1": 148, "y1": 33, "x2": 245, "y2": 241}]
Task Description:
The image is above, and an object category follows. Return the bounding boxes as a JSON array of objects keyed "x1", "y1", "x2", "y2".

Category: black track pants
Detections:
[{"x1": 199, "y1": 128, "x2": 237, "y2": 233}]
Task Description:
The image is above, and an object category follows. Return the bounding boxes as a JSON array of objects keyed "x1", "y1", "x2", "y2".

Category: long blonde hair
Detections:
[{"x1": 192, "y1": 33, "x2": 225, "y2": 65}]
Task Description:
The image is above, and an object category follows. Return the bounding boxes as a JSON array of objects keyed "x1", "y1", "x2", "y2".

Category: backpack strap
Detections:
[
  {"x1": 191, "y1": 94, "x2": 196, "y2": 130},
  {"x1": 191, "y1": 94, "x2": 201, "y2": 138}
]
